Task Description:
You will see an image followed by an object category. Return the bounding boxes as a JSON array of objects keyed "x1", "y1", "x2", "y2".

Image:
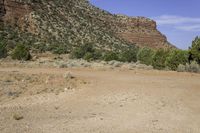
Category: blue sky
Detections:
[{"x1": 90, "y1": 0, "x2": 200, "y2": 49}]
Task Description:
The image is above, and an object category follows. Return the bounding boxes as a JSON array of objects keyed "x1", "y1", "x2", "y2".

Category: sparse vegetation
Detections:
[
  {"x1": 186, "y1": 61, "x2": 200, "y2": 73},
  {"x1": 11, "y1": 44, "x2": 31, "y2": 61},
  {"x1": 68, "y1": 38, "x2": 200, "y2": 74},
  {"x1": 32, "y1": 42, "x2": 47, "y2": 53},
  {"x1": 137, "y1": 47, "x2": 155, "y2": 65},
  {"x1": 152, "y1": 49, "x2": 169, "y2": 70},
  {"x1": 177, "y1": 61, "x2": 200, "y2": 73},
  {"x1": 52, "y1": 45, "x2": 69, "y2": 55},
  {"x1": 189, "y1": 36, "x2": 200, "y2": 64},
  {"x1": 70, "y1": 43, "x2": 102, "y2": 61},
  {"x1": 177, "y1": 64, "x2": 186, "y2": 72},
  {"x1": 165, "y1": 50, "x2": 189, "y2": 70},
  {"x1": 119, "y1": 48, "x2": 138, "y2": 62},
  {"x1": 0, "y1": 42, "x2": 7, "y2": 58},
  {"x1": 103, "y1": 52, "x2": 119, "y2": 61}
]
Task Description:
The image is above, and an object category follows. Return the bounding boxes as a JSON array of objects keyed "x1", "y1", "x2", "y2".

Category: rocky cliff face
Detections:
[
  {"x1": 1, "y1": 0, "x2": 32, "y2": 24},
  {"x1": 110, "y1": 15, "x2": 171, "y2": 49},
  {"x1": 0, "y1": 0, "x2": 175, "y2": 52}
]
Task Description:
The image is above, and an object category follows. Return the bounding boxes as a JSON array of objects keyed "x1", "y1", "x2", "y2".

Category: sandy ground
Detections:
[{"x1": 0, "y1": 64, "x2": 200, "y2": 133}]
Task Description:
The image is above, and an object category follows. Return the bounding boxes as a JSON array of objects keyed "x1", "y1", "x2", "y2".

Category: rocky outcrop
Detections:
[
  {"x1": 0, "y1": 0, "x2": 175, "y2": 51},
  {"x1": 111, "y1": 15, "x2": 173, "y2": 49},
  {"x1": 0, "y1": 0, "x2": 6, "y2": 21},
  {"x1": 114, "y1": 15, "x2": 157, "y2": 32},
  {"x1": 0, "y1": 0, "x2": 32, "y2": 25}
]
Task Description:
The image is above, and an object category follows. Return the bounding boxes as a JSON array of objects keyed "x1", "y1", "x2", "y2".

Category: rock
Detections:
[
  {"x1": 31, "y1": 55, "x2": 39, "y2": 61},
  {"x1": 91, "y1": 62, "x2": 105, "y2": 68},
  {"x1": 113, "y1": 61, "x2": 123, "y2": 67},
  {"x1": 99, "y1": 61, "x2": 107, "y2": 65},
  {"x1": 114, "y1": 15, "x2": 175, "y2": 49},
  {"x1": 1, "y1": 0, "x2": 32, "y2": 27},
  {"x1": 108, "y1": 61, "x2": 123, "y2": 67},
  {"x1": 13, "y1": 114, "x2": 24, "y2": 120},
  {"x1": 63, "y1": 71, "x2": 74, "y2": 79},
  {"x1": 136, "y1": 64, "x2": 153, "y2": 70}
]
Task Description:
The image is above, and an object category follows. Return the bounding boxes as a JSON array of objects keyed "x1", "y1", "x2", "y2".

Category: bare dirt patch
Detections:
[{"x1": 0, "y1": 62, "x2": 200, "y2": 133}]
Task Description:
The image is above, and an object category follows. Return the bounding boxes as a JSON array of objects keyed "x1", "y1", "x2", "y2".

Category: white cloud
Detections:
[
  {"x1": 153, "y1": 15, "x2": 200, "y2": 32},
  {"x1": 154, "y1": 15, "x2": 200, "y2": 25},
  {"x1": 176, "y1": 25, "x2": 200, "y2": 32}
]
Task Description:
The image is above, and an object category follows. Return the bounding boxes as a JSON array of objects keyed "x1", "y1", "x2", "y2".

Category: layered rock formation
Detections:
[
  {"x1": 111, "y1": 15, "x2": 171, "y2": 48},
  {"x1": 1, "y1": 0, "x2": 32, "y2": 24},
  {"x1": 0, "y1": 0, "x2": 175, "y2": 51}
]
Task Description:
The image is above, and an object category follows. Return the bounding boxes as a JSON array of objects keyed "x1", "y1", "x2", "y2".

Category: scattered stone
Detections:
[
  {"x1": 32, "y1": 56, "x2": 39, "y2": 61},
  {"x1": 63, "y1": 71, "x2": 74, "y2": 79},
  {"x1": 55, "y1": 91, "x2": 60, "y2": 95},
  {"x1": 4, "y1": 79, "x2": 12, "y2": 83},
  {"x1": 45, "y1": 76, "x2": 51, "y2": 84},
  {"x1": 136, "y1": 64, "x2": 153, "y2": 70},
  {"x1": 13, "y1": 114, "x2": 24, "y2": 121},
  {"x1": 55, "y1": 106, "x2": 59, "y2": 110},
  {"x1": 7, "y1": 92, "x2": 20, "y2": 97}
]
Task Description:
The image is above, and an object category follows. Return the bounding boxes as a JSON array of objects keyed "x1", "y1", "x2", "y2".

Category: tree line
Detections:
[{"x1": 0, "y1": 36, "x2": 200, "y2": 73}]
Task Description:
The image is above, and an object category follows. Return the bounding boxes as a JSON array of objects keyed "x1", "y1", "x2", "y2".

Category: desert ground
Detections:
[{"x1": 0, "y1": 57, "x2": 200, "y2": 133}]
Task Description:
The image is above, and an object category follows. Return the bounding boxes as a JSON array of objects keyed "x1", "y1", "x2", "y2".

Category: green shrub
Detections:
[
  {"x1": 83, "y1": 51, "x2": 102, "y2": 61},
  {"x1": 91, "y1": 50, "x2": 102, "y2": 60},
  {"x1": 11, "y1": 44, "x2": 31, "y2": 61},
  {"x1": 70, "y1": 43, "x2": 102, "y2": 61},
  {"x1": 83, "y1": 52, "x2": 94, "y2": 61},
  {"x1": 152, "y1": 49, "x2": 170, "y2": 70},
  {"x1": 119, "y1": 49, "x2": 138, "y2": 62},
  {"x1": 46, "y1": 44, "x2": 69, "y2": 54},
  {"x1": 71, "y1": 47, "x2": 85, "y2": 59},
  {"x1": 70, "y1": 43, "x2": 95, "y2": 59},
  {"x1": 165, "y1": 50, "x2": 189, "y2": 70},
  {"x1": 189, "y1": 36, "x2": 200, "y2": 64},
  {"x1": 6, "y1": 40, "x2": 17, "y2": 51},
  {"x1": 53, "y1": 45, "x2": 68, "y2": 55},
  {"x1": 137, "y1": 47, "x2": 155, "y2": 65},
  {"x1": 0, "y1": 42, "x2": 7, "y2": 58},
  {"x1": 103, "y1": 52, "x2": 119, "y2": 61},
  {"x1": 33, "y1": 43, "x2": 47, "y2": 53}
]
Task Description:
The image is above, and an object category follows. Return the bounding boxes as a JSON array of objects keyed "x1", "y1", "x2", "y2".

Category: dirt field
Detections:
[{"x1": 0, "y1": 62, "x2": 200, "y2": 133}]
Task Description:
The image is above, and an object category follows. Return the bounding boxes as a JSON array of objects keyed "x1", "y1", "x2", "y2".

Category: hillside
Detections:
[{"x1": 0, "y1": 0, "x2": 175, "y2": 53}]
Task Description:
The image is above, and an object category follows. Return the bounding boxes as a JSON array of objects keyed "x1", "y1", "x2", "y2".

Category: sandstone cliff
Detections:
[
  {"x1": 113, "y1": 15, "x2": 171, "y2": 48},
  {"x1": 0, "y1": 0, "x2": 175, "y2": 52}
]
